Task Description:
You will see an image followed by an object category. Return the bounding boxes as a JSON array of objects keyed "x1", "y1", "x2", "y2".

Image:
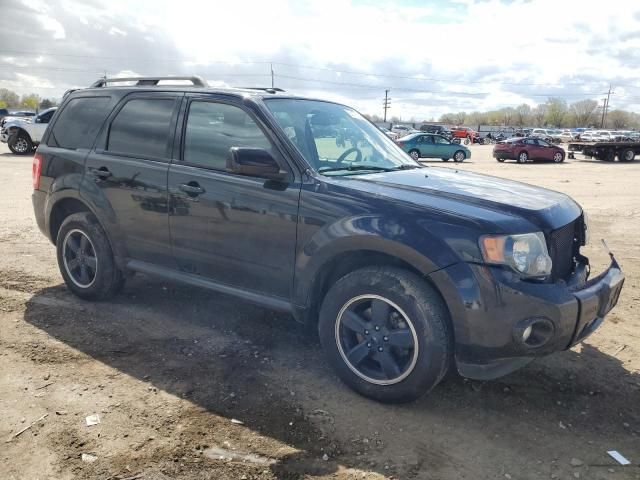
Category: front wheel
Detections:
[
  {"x1": 56, "y1": 212, "x2": 125, "y2": 300},
  {"x1": 408, "y1": 149, "x2": 420, "y2": 161},
  {"x1": 553, "y1": 152, "x2": 564, "y2": 163},
  {"x1": 453, "y1": 150, "x2": 466, "y2": 162},
  {"x1": 8, "y1": 133, "x2": 33, "y2": 155},
  {"x1": 318, "y1": 267, "x2": 452, "y2": 403}
]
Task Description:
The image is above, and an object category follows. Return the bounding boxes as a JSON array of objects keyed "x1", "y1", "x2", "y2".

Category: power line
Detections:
[{"x1": 1, "y1": 49, "x2": 634, "y2": 90}]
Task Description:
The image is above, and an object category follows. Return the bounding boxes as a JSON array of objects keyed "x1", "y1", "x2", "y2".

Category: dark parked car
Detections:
[
  {"x1": 493, "y1": 137, "x2": 566, "y2": 163},
  {"x1": 32, "y1": 76, "x2": 624, "y2": 403},
  {"x1": 419, "y1": 124, "x2": 452, "y2": 138}
]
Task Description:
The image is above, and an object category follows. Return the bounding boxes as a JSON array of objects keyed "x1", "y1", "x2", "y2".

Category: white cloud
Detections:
[{"x1": 4, "y1": 0, "x2": 640, "y2": 118}]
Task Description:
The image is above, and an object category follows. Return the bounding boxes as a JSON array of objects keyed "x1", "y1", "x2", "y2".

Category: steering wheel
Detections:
[{"x1": 336, "y1": 147, "x2": 363, "y2": 166}]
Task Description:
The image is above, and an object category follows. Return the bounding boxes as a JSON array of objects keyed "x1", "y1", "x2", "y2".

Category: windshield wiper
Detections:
[
  {"x1": 318, "y1": 165, "x2": 394, "y2": 174},
  {"x1": 392, "y1": 164, "x2": 423, "y2": 170}
]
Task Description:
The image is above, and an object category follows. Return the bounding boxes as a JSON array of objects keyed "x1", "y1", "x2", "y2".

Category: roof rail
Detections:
[
  {"x1": 90, "y1": 76, "x2": 207, "y2": 88},
  {"x1": 241, "y1": 87, "x2": 286, "y2": 94}
]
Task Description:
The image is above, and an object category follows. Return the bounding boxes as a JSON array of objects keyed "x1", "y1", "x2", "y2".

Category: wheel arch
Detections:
[
  {"x1": 8, "y1": 126, "x2": 32, "y2": 142},
  {"x1": 46, "y1": 194, "x2": 126, "y2": 270},
  {"x1": 293, "y1": 240, "x2": 452, "y2": 327}
]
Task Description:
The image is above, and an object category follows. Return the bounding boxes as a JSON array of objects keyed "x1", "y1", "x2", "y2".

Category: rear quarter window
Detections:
[{"x1": 47, "y1": 97, "x2": 111, "y2": 149}]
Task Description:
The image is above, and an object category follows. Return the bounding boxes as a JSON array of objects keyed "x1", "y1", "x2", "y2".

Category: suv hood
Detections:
[{"x1": 343, "y1": 167, "x2": 581, "y2": 232}]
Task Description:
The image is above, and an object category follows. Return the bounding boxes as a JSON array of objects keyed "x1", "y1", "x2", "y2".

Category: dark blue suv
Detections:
[{"x1": 32, "y1": 76, "x2": 624, "y2": 402}]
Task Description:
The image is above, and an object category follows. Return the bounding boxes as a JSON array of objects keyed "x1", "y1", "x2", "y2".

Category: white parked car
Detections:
[
  {"x1": 391, "y1": 124, "x2": 419, "y2": 138},
  {"x1": 559, "y1": 129, "x2": 578, "y2": 142},
  {"x1": 0, "y1": 107, "x2": 57, "y2": 154},
  {"x1": 579, "y1": 130, "x2": 597, "y2": 141}
]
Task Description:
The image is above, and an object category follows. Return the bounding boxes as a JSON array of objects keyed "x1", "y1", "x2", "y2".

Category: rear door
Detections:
[
  {"x1": 167, "y1": 95, "x2": 300, "y2": 299},
  {"x1": 522, "y1": 138, "x2": 540, "y2": 159},
  {"x1": 82, "y1": 93, "x2": 181, "y2": 266},
  {"x1": 417, "y1": 135, "x2": 436, "y2": 157}
]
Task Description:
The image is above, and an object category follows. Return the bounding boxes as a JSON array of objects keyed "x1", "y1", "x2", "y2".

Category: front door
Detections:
[
  {"x1": 168, "y1": 97, "x2": 300, "y2": 299},
  {"x1": 83, "y1": 93, "x2": 181, "y2": 266}
]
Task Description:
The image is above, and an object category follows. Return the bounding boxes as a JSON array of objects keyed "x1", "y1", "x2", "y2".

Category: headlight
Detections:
[{"x1": 479, "y1": 232, "x2": 552, "y2": 278}]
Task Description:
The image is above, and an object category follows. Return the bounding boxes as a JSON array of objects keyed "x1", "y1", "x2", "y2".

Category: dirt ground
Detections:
[{"x1": 1, "y1": 142, "x2": 639, "y2": 480}]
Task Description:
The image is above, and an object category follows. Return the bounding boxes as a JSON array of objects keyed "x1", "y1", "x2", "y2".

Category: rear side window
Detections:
[
  {"x1": 47, "y1": 97, "x2": 111, "y2": 149},
  {"x1": 183, "y1": 101, "x2": 271, "y2": 170},
  {"x1": 107, "y1": 98, "x2": 175, "y2": 159}
]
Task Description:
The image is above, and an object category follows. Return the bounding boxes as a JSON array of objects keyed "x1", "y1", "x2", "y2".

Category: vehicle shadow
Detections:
[{"x1": 23, "y1": 276, "x2": 640, "y2": 479}]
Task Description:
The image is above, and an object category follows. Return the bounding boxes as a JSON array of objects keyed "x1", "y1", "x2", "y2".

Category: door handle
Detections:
[
  {"x1": 91, "y1": 167, "x2": 112, "y2": 179},
  {"x1": 178, "y1": 183, "x2": 205, "y2": 195}
]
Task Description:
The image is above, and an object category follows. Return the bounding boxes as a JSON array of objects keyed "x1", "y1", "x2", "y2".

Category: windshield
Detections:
[{"x1": 264, "y1": 99, "x2": 418, "y2": 176}]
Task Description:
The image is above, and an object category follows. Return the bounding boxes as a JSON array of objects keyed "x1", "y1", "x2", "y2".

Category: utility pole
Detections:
[
  {"x1": 383, "y1": 89, "x2": 391, "y2": 123},
  {"x1": 600, "y1": 98, "x2": 607, "y2": 128},
  {"x1": 602, "y1": 84, "x2": 614, "y2": 127},
  {"x1": 270, "y1": 63, "x2": 275, "y2": 89}
]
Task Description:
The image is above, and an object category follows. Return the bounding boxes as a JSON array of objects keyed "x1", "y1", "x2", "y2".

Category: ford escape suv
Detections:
[{"x1": 32, "y1": 76, "x2": 624, "y2": 403}]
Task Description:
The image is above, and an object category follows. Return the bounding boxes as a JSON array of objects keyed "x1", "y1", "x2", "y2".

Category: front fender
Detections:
[{"x1": 293, "y1": 214, "x2": 462, "y2": 307}]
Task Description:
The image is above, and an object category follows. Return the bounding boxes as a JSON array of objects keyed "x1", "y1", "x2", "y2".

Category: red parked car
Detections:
[
  {"x1": 493, "y1": 137, "x2": 566, "y2": 164},
  {"x1": 451, "y1": 127, "x2": 478, "y2": 141}
]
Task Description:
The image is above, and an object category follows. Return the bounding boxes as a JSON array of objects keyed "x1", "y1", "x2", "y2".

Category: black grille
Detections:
[{"x1": 548, "y1": 217, "x2": 582, "y2": 281}]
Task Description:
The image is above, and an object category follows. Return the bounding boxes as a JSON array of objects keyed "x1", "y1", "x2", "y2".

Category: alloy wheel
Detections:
[
  {"x1": 13, "y1": 137, "x2": 29, "y2": 153},
  {"x1": 335, "y1": 295, "x2": 419, "y2": 385},
  {"x1": 62, "y1": 229, "x2": 98, "y2": 288}
]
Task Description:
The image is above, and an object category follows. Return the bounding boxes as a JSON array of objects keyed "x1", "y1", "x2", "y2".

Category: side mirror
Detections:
[
  {"x1": 34, "y1": 117, "x2": 41, "y2": 123},
  {"x1": 226, "y1": 147, "x2": 287, "y2": 181}
]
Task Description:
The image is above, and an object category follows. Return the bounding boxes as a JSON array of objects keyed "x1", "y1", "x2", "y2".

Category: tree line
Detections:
[
  {"x1": 0, "y1": 88, "x2": 57, "y2": 111},
  {"x1": 438, "y1": 98, "x2": 640, "y2": 130}
]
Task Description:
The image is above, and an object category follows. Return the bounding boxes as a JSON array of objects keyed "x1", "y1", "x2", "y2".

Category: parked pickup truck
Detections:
[
  {"x1": 450, "y1": 127, "x2": 478, "y2": 142},
  {"x1": 1, "y1": 107, "x2": 57, "y2": 154}
]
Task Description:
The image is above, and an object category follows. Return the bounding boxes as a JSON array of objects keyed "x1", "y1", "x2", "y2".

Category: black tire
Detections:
[
  {"x1": 517, "y1": 151, "x2": 528, "y2": 164},
  {"x1": 441, "y1": 158, "x2": 449, "y2": 162},
  {"x1": 8, "y1": 133, "x2": 33, "y2": 155},
  {"x1": 56, "y1": 212, "x2": 124, "y2": 300},
  {"x1": 552, "y1": 151, "x2": 565, "y2": 163},
  {"x1": 619, "y1": 148, "x2": 635, "y2": 162},
  {"x1": 453, "y1": 150, "x2": 465, "y2": 162},
  {"x1": 408, "y1": 149, "x2": 420, "y2": 161},
  {"x1": 496, "y1": 158, "x2": 506, "y2": 163},
  {"x1": 318, "y1": 267, "x2": 452, "y2": 403}
]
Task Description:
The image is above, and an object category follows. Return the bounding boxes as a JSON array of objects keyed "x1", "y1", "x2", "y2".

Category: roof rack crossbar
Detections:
[
  {"x1": 240, "y1": 87, "x2": 286, "y2": 93},
  {"x1": 90, "y1": 76, "x2": 207, "y2": 88}
]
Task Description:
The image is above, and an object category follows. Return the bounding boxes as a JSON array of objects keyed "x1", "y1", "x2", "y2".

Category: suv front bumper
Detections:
[{"x1": 430, "y1": 254, "x2": 624, "y2": 380}]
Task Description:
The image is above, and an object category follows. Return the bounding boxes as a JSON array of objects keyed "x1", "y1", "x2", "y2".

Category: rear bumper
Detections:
[
  {"x1": 32, "y1": 190, "x2": 49, "y2": 240},
  {"x1": 493, "y1": 151, "x2": 515, "y2": 160},
  {"x1": 430, "y1": 255, "x2": 624, "y2": 380}
]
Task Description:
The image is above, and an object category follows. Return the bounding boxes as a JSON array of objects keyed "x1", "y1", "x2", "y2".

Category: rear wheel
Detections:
[
  {"x1": 441, "y1": 158, "x2": 449, "y2": 162},
  {"x1": 56, "y1": 212, "x2": 125, "y2": 300},
  {"x1": 408, "y1": 149, "x2": 420, "y2": 161},
  {"x1": 8, "y1": 133, "x2": 32, "y2": 155},
  {"x1": 517, "y1": 151, "x2": 529, "y2": 163},
  {"x1": 496, "y1": 157, "x2": 506, "y2": 163},
  {"x1": 619, "y1": 148, "x2": 635, "y2": 162},
  {"x1": 318, "y1": 267, "x2": 452, "y2": 403}
]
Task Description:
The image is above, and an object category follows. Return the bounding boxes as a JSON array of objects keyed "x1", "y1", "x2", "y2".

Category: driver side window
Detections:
[{"x1": 434, "y1": 136, "x2": 449, "y2": 144}]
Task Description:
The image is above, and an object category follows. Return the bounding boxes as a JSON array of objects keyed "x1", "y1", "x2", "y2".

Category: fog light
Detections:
[{"x1": 522, "y1": 325, "x2": 533, "y2": 342}]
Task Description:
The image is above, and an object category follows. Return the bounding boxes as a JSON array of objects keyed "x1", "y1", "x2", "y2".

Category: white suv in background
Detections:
[{"x1": 0, "y1": 107, "x2": 57, "y2": 154}]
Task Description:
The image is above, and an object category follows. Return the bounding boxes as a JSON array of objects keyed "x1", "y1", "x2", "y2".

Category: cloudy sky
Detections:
[{"x1": 1, "y1": 0, "x2": 640, "y2": 120}]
